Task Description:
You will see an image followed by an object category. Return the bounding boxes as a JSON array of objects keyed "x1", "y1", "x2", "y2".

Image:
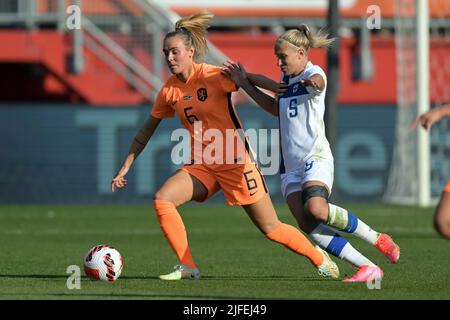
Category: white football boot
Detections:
[
  {"x1": 315, "y1": 246, "x2": 340, "y2": 279},
  {"x1": 159, "y1": 265, "x2": 201, "y2": 281}
]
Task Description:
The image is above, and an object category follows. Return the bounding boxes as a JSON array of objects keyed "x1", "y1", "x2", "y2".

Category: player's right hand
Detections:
[
  {"x1": 410, "y1": 109, "x2": 442, "y2": 131},
  {"x1": 221, "y1": 60, "x2": 248, "y2": 88},
  {"x1": 111, "y1": 171, "x2": 128, "y2": 192}
]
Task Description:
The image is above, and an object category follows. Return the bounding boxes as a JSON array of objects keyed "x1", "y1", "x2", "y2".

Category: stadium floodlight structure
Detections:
[{"x1": 385, "y1": 0, "x2": 450, "y2": 206}]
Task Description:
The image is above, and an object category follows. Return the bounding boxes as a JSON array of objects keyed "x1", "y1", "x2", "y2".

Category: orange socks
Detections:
[
  {"x1": 153, "y1": 200, "x2": 322, "y2": 269},
  {"x1": 153, "y1": 199, "x2": 197, "y2": 269},
  {"x1": 265, "y1": 223, "x2": 323, "y2": 267}
]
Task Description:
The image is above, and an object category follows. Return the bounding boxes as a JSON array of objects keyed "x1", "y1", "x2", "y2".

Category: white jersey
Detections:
[{"x1": 277, "y1": 61, "x2": 333, "y2": 174}]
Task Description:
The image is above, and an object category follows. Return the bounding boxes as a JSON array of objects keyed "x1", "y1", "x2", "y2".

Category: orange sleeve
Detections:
[
  {"x1": 151, "y1": 87, "x2": 175, "y2": 119},
  {"x1": 205, "y1": 65, "x2": 238, "y2": 93},
  {"x1": 445, "y1": 180, "x2": 450, "y2": 193},
  {"x1": 218, "y1": 72, "x2": 239, "y2": 93}
]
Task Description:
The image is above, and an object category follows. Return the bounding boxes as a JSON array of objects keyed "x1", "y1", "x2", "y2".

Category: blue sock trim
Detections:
[
  {"x1": 325, "y1": 233, "x2": 348, "y2": 257},
  {"x1": 342, "y1": 211, "x2": 359, "y2": 233}
]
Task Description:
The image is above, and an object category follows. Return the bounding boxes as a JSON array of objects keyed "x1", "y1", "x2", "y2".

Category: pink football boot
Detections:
[
  {"x1": 343, "y1": 265, "x2": 384, "y2": 282},
  {"x1": 374, "y1": 233, "x2": 400, "y2": 263}
]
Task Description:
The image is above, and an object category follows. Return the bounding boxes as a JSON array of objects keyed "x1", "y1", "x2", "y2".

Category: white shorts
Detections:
[{"x1": 280, "y1": 159, "x2": 334, "y2": 200}]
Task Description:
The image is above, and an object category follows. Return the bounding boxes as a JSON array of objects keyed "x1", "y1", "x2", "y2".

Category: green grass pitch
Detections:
[{"x1": 1, "y1": 203, "x2": 450, "y2": 300}]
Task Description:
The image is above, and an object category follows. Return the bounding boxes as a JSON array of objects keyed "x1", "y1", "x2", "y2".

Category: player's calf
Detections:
[
  {"x1": 434, "y1": 213, "x2": 450, "y2": 240},
  {"x1": 434, "y1": 191, "x2": 450, "y2": 240}
]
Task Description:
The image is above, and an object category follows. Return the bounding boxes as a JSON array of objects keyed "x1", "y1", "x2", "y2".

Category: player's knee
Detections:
[
  {"x1": 153, "y1": 189, "x2": 176, "y2": 204},
  {"x1": 301, "y1": 185, "x2": 329, "y2": 222},
  {"x1": 260, "y1": 221, "x2": 281, "y2": 235},
  {"x1": 153, "y1": 190, "x2": 164, "y2": 201},
  {"x1": 264, "y1": 221, "x2": 283, "y2": 240},
  {"x1": 304, "y1": 200, "x2": 328, "y2": 222},
  {"x1": 434, "y1": 211, "x2": 450, "y2": 240}
]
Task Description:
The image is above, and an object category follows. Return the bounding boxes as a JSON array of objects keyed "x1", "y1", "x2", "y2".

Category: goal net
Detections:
[{"x1": 384, "y1": 0, "x2": 450, "y2": 205}]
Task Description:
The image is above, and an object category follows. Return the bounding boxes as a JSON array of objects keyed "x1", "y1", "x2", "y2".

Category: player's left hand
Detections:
[
  {"x1": 300, "y1": 78, "x2": 320, "y2": 90},
  {"x1": 299, "y1": 74, "x2": 325, "y2": 92},
  {"x1": 111, "y1": 171, "x2": 128, "y2": 192}
]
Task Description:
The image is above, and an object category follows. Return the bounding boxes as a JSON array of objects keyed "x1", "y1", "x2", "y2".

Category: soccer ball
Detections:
[{"x1": 84, "y1": 244, "x2": 123, "y2": 281}]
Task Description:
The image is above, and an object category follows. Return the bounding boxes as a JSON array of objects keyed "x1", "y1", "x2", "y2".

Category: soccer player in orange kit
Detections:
[{"x1": 111, "y1": 10, "x2": 339, "y2": 280}]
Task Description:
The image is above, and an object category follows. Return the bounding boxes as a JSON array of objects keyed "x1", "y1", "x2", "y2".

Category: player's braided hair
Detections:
[
  {"x1": 164, "y1": 9, "x2": 214, "y2": 61},
  {"x1": 276, "y1": 24, "x2": 335, "y2": 52}
]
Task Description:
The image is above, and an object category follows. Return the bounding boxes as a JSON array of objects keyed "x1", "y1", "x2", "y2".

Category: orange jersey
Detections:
[
  {"x1": 151, "y1": 63, "x2": 253, "y2": 167},
  {"x1": 445, "y1": 180, "x2": 450, "y2": 193}
]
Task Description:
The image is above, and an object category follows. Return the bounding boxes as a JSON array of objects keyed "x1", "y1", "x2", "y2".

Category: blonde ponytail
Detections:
[
  {"x1": 277, "y1": 24, "x2": 335, "y2": 52},
  {"x1": 165, "y1": 9, "x2": 214, "y2": 61}
]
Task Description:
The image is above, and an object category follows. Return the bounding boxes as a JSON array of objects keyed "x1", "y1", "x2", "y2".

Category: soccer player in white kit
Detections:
[{"x1": 223, "y1": 25, "x2": 400, "y2": 282}]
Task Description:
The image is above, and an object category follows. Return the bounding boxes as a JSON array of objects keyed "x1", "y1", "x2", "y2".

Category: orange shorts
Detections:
[
  {"x1": 445, "y1": 180, "x2": 450, "y2": 193},
  {"x1": 180, "y1": 163, "x2": 268, "y2": 206}
]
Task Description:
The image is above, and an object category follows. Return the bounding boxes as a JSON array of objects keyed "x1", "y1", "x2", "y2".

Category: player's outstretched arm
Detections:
[
  {"x1": 248, "y1": 73, "x2": 289, "y2": 98},
  {"x1": 300, "y1": 74, "x2": 326, "y2": 93},
  {"x1": 223, "y1": 60, "x2": 288, "y2": 96},
  {"x1": 112, "y1": 115, "x2": 162, "y2": 192},
  {"x1": 222, "y1": 62, "x2": 278, "y2": 116},
  {"x1": 411, "y1": 103, "x2": 450, "y2": 131},
  {"x1": 247, "y1": 73, "x2": 278, "y2": 92}
]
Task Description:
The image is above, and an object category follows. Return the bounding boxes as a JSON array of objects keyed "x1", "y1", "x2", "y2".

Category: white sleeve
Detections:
[{"x1": 306, "y1": 66, "x2": 327, "y2": 95}]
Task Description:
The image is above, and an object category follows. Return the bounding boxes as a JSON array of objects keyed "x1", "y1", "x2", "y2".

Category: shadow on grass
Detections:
[
  {"x1": 0, "y1": 274, "x2": 157, "y2": 281},
  {"x1": 0, "y1": 274, "x2": 330, "y2": 282},
  {"x1": 121, "y1": 275, "x2": 325, "y2": 281},
  {"x1": 200, "y1": 275, "x2": 319, "y2": 281},
  {"x1": 0, "y1": 274, "x2": 69, "y2": 279},
  {"x1": 0, "y1": 291, "x2": 266, "y2": 299}
]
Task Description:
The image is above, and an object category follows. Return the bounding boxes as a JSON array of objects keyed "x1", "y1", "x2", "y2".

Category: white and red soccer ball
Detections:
[{"x1": 84, "y1": 245, "x2": 123, "y2": 281}]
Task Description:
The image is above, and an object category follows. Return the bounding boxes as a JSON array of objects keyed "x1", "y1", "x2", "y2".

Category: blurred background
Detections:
[{"x1": 0, "y1": 0, "x2": 448, "y2": 206}]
